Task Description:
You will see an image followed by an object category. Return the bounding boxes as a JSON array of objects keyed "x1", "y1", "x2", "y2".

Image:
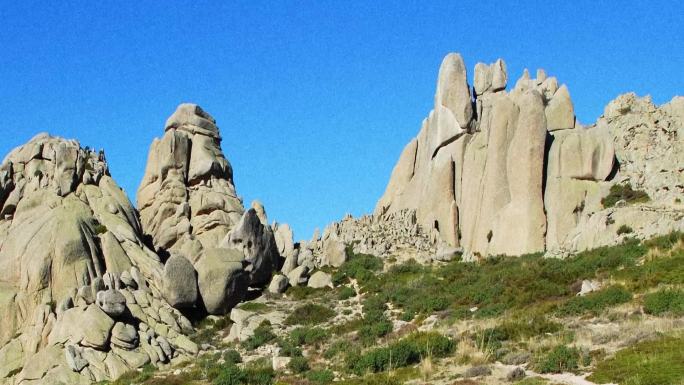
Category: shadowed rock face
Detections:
[{"x1": 375, "y1": 53, "x2": 684, "y2": 258}]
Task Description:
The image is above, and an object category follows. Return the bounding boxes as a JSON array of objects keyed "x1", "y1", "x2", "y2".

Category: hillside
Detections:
[{"x1": 0, "y1": 53, "x2": 682, "y2": 385}]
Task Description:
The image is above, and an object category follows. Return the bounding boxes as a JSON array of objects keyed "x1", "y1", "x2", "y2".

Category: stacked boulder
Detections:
[
  {"x1": 138, "y1": 104, "x2": 280, "y2": 315},
  {"x1": 375, "y1": 53, "x2": 684, "y2": 258},
  {"x1": 0, "y1": 135, "x2": 197, "y2": 385}
]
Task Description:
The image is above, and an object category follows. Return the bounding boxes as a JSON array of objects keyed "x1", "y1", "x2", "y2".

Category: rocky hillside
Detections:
[{"x1": 0, "y1": 52, "x2": 681, "y2": 385}]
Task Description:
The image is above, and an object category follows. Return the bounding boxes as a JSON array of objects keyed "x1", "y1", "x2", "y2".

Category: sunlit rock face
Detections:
[{"x1": 375, "y1": 53, "x2": 684, "y2": 258}]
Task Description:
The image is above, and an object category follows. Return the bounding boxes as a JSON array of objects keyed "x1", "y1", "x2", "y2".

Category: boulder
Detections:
[
  {"x1": 162, "y1": 254, "x2": 198, "y2": 308},
  {"x1": 96, "y1": 289, "x2": 127, "y2": 317},
  {"x1": 307, "y1": 271, "x2": 332, "y2": 289},
  {"x1": 221, "y1": 208, "x2": 278, "y2": 286},
  {"x1": 287, "y1": 265, "x2": 309, "y2": 287},
  {"x1": 545, "y1": 84, "x2": 575, "y2": 131},
  {"x1": 268, "y1": 274, "x2": 289, "y2": 294},
  {"x1": 195, "y1": 248, "x2": 248, "y2": 314},
  {"x1": 111, "y1": 322, "x2": 138, "y2": 349},
  {"x1": 321, "y1": 239, "x2": 347, "y2": 267}
]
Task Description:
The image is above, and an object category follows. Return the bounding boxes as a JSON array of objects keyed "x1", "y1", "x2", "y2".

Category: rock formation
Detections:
[
  {"x1": 0, "y1": 134, "x2": 197, "y2": 384},
  {"x1": 138, "y1": 104, "x2": 279, "y2": 315},
  {"x1": 375, "y1": 53, "x2": 684, "y2": 258},
  {"x1": 137, "y1": 103, "x2": 244, "y2": 257}
]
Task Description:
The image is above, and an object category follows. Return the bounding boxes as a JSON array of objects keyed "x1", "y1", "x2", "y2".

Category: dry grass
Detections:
[
  {"x1": 455, "y1": 335, "x2": 493, "y2": 365},
  {"x1": 419, "y1": 355, "x2": 434, "y2": 380}
]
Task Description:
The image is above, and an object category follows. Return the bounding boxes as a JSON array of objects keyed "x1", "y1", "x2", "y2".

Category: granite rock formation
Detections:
[
  {"x1": 375, "y1": 53, "x2": 683, "y2": 258},
  {"x1": 0, "y1": 135, "x2": 197, "y2": 385}
]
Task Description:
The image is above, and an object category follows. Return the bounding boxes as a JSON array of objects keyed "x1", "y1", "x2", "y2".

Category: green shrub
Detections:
[
  {"x1": 478, "y1": 315, "x2": 562, "y2": 348},
  {"x1": 588, "y1": 334, "x2": 684, "y2": 385},
  {"x1": 643, "y1": 288, "x2": 684, "y2": 316},
  {"x1": 535, "y1": 345, "x2": 580, "y2": 373},
  {"x1": 602, "y1": 183, "x2": 650, "y2": 208},
  {"x1": 277, "y1": 338, "x2": 303, "y2": 357},
  {"x1": 358, "y1": 294, "x2": 392, "y2": 345},
  {"x1": 338, "y1": 286, "x2": 356, "y2": 300},
  {"x1": 306, "y1": 369, "x2": 335, "y2": 384},
  {"x1": 287, "y1": 356, "x2": 310, "y2": 373},
  {"x1": 324, "y1": 340, "x2": 353, "y2": 359},
  {"x1": 333, "y1": 250, "x2": 383, "y2": 285},
  {"x1": 617, "y1": 225, "x2": 633, "y2": 235},
  {"x1": 285, "y1": 286, "x2": 326, "y2": 300},
  {"x1": 237, "y1": 302, "x2": 270, "y2": 313},
  {"x1": 223, "y1": 349, "x2": 242, "y2": 365},
  {"x1": 290, "y1": 326, "x2": 329, "y2": 346},
  {"x1": 243, "y1": 321, "x2": 276, "y2": 350},
  {"x1": 285, "y1": 303, "x2": 336, "y2": 325},
  {"x1": 557, "y1": 286, "x2": 632, "y2": 316},
  {"x1": 347, "y1": 332, "x2": 453, "y2": 374},
  {"x1": 213, "y1": 364, "x2": 244, "y2": 385},
  {"x1": 94, "y1": 223, "x2": 108, "y2": 235}
]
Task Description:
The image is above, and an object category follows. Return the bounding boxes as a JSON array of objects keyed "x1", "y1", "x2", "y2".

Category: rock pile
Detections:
[{"x1": 375, "y1": 53, "x2": 684, "y2": 258}]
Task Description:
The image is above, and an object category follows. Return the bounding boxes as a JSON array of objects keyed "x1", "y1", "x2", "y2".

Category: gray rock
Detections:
[
  {"x1": 507, "y1": 367, "x2": 526, "y2": 381},
  {"x1": 96, "y1": 289, "x2": 127, "y2": 317},
  {"x1": 111, "y1": 322, "x2": 138, "y2": 349},
  {"x1": 65, "y1": 345, "x2": 88, "y2": 372},
  {"x1": 286, "y1": 265, "x2": 309, "y2": 287},
  {"x1": 464, "y1": 365, "x2": 492, "y2": 378},
  {"x1": 162, "y1": 254, "x2": 198, "y2": 308},
  {"x1": 221, "y1": 208, "x2": 278, "y2": 286},
  {"x1": 307, "y1": 271, "x2": 332, "y2": 289},
  {"x1": 195, "y1": 248, "x2": 249, "y2": 314},
  {"x1": 321, "y1": 239, "x2": 347, "y2": 267},
  {"x1": 268, "y1": 274, "x2": 289, "y2": 294}
]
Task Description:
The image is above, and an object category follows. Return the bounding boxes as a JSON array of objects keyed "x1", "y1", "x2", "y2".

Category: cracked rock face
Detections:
[
  {"x1": 138, "y1": 104, "x2": 279, "y2": 315},
  {"x1": 137, "y1": 103, "x2": 244, "y2": 257},
  {"x1": 375, "y1": 53, "x2": 683, "y2": 257}
]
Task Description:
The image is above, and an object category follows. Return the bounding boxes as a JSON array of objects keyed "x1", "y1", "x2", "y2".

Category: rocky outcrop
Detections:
[
  {"x1": 0, "y1": 135, "x2": 197, "y2": 384},
  {"x1": 137, "y1": 103, "x2": 244, "y2": 257},
  {"x1": 375, "y1": 53, "x2": 684, "y2": 258},
  {"x1": 137, "y1": 105, "x2": 280, "y2": 315}
]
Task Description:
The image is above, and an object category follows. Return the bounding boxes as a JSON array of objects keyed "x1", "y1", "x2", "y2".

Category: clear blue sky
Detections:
[{"x1": 1, "y1": 1, "x2": 682, "y2": 240}]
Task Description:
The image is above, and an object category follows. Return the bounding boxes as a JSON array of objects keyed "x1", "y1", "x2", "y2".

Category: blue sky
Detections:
[{"x1": 1, "y1": 1, "x2": 682, "y2": 240}]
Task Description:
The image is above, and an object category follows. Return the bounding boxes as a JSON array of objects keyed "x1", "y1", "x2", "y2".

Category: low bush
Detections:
[
  {"x1": 556, "y1": 286, "x2": 632, "y2": 316},
  {"x1": 587, "y1": 334, "x2": 684, "y2": 385},
  {"x1": 277, "y1": 338, "x2": 303, "y2": 357},
  {"x1": 324, "y1": 340, "x2": 353, "y2": 359},
  {"x1": 601, "y1": 183, "x2": 650, "y2": 208},
  {"x1": 243, "y1": 321, "x2": 276, "y2": 350},
  {"x1": 616, "y1": 225, "x2": 633, "y2": 235},
  {"x1": 643, "y1": 288, "x2": 684, "y2": 316},
  {"x1": 347, "y1": 332, "x2": 454, "y2": 374},
  {"x1": 223, "y1": 349, "x2": 242, "y2": 365},
  {"x1": 285, "y1": 303, "x2": 336, "y2": 325},
  {"x1": 287, "y1": 356, "x2": 310, "y2": 374},
  {"x1": 285, "y1": 286, "x2": 327, "y2": 300},
  {"x1": 478, "y1": 315, "x2": 561, "y2": 349},
  {"x1": 535, "y1": 345, "x2": 580, "y2": 373},
  {"x1": 358, "y1": 294, "x2": 393, "y2": 345},
  {"x1": 290, "y1": 326, "x2": 329, "y2": 346},
  {"x1": 306, "y1": 369, "x2": 335, "y2": 384},
  {"x1": 338, "y1": 286, "x2": 356, "y2": 300},
  {"x1": 333, "y1": 250, "x2": 383, "y2": 285}
]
